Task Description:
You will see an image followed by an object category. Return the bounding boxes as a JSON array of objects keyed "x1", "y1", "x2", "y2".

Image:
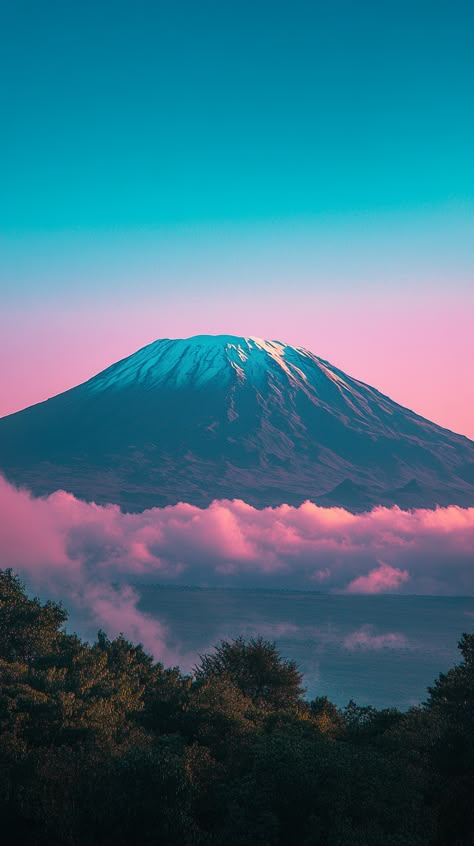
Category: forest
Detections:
[{"x1": 1, "y1": 568, "x2": 473, "y2": 846}]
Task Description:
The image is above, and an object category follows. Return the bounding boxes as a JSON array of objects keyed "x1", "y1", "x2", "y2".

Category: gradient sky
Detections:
[{"x1": 1, "y1": 0, "x2": 473, "y2": 436}]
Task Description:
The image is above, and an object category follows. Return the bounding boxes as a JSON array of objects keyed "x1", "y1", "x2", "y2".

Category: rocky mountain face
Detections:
[{"x1": 1, "y1": 334, "x2": 473, "y2": 511}]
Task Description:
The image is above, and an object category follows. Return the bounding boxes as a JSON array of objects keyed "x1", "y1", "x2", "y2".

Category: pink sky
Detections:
[{"x1": 1, "y1": 286, "x2": 473, "y2": 439}]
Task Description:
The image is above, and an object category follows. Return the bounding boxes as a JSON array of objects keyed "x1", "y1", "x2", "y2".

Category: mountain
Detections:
[{"x1": 1, "y1": 334, "x2": 473, "y2": 511}]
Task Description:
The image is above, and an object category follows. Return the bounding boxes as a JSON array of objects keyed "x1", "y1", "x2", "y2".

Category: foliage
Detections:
[
  {"x1": 194, "y1": 635, "x2": 305, "y2": 708},
  {"x1": 0, "y1": 568, "x2": 67, "y2": 663},
  {"x1": 0, "y1": 569, "x2": 472, "y2": 845},
  {"x1": 423, "y1": 633, "x2": 474, "y2": 845}
]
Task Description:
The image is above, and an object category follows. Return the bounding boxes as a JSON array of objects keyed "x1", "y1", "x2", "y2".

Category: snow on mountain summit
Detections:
[
  {"x1": 85, "y1": 334, "x2": 368, "y2": 407},
  {"x1": 86, "y1": 335, "x2": 312, "y2": 392}
]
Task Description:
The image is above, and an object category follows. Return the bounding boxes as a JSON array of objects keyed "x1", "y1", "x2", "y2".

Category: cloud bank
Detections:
[{"x1": 1, "y1": 475, "x2": 473, "y2": 656}]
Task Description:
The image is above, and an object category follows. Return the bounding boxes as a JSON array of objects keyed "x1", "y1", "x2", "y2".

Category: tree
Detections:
[
  {"x1": 184, "y1": 675, "x2": 256, "y2": 756},
  {"x1": 424, "y1": 633, "x2": 474, "y2": 845},
  {"x1": 194, "y1": 636, "x2": 304, "y2": 709},
  {"x1": 309, "y1": 695, "x2": 344, "y2": 738},
  {"x1": 0, "y1": 569, "x2": 67, "y2": 663}
]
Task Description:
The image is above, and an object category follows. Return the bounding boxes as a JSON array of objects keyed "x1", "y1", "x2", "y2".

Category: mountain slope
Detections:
[{"x1": 1, "y1": 334, "x2": 473, "y2": 511}]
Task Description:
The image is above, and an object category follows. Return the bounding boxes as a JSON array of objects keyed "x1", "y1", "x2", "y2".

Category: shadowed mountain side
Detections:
[{"x1": 0, "y1": 335, "x2": 473, "y2": 511}]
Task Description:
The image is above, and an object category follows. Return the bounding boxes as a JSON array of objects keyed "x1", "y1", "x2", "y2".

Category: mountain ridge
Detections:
[{"x1": 1, "y1": 334, "x2": 473, "y2": 511}]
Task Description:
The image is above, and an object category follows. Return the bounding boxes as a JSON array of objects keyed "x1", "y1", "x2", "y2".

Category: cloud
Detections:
[
  {"x1": 239, "y1": 620, "x2": 410, "y2": 653},
  {"x1": 343, "y1": 625, "x2": 410, "y2": 651},
  {"x1": 1, "y1": 475, "x2": 474, "y2": 657},
  {"x1": 346, "y1": 563, "x2": 409, "y2": 594}
]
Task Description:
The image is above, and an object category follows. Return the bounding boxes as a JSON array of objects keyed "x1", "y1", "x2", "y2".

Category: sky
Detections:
[{"x1": 1, "y1": 0, "x2": 473, "y2": 437}]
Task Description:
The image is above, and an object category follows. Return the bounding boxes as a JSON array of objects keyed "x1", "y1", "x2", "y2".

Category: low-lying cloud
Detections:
[
  {"x1": 346, "y1": 562, "x2": 410, "y2": 594},
  {"x1": 1, "y1": 475, "x2": 473, "y2": 657},
  {"x1": 343, "y1": 625, "x2": 410, "y2": 651}
]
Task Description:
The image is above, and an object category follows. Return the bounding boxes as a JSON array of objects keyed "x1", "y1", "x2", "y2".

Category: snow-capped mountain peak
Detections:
[
  {"x1": 0, "y1": 334, "x2": 473, "y2": 512},
  {"x1": 85, "y1": 335, "x2": 308, "y2": 392},
  {"x1": 83, "y1": 334, "x2": 358, "y2": 405}
]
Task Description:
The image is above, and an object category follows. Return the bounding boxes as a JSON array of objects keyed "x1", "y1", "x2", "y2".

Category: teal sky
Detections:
[
  {"x1": 1, "y1": 0, "x2": 473, "y2": 435},
  {"x1": 2, "y1": 0, "x2": 473, "y2": 229}
]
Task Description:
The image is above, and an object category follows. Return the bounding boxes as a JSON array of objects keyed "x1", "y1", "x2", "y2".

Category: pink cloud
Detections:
[
  {"x1": 1, "y1": 476, "x2": 474, "y2": 657},
  {"x1": 346, "y1": 563, "x2": 409, "y2": 594}
]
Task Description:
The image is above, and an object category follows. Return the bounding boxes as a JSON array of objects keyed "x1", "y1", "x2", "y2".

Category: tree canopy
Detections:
[
  {"x1": 194, "y1": 635, "x2": 305, "y2": 708},
  {"x1": 0, "y1": 568, "x2": 473, "y2": 846}
]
